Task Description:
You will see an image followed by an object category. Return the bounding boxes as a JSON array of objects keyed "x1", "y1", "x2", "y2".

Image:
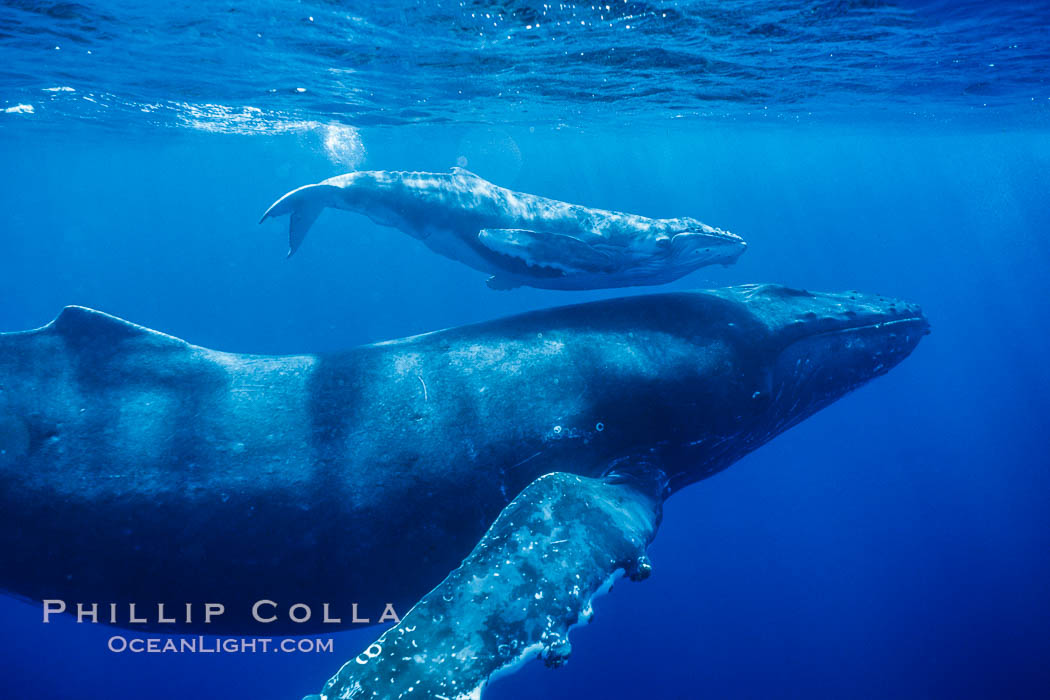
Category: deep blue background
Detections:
[{"x1": 1, "y1": 122, "x2": 1048, "y2": 698}]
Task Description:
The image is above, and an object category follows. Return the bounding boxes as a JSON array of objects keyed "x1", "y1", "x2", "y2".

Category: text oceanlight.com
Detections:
[{"x1": 107, "y1": 636, "x2": 334, "y2": 654}]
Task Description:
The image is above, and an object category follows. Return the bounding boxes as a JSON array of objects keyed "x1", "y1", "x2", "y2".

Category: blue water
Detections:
[
  {"x1": 2, "y1": 1, "x2": 1049, "y2": 699},
  {"x1": 3, "y1": 0, "x2": 1050, "y2": 127}
]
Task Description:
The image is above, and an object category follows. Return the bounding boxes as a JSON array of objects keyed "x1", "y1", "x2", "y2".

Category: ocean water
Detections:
[{"x1": 1, "y1": 1, "x2": 1049, "y2": 699}]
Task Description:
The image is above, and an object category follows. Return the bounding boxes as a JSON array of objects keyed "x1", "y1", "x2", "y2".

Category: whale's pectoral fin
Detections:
[
  {"x1": 314, "y1": 468, "x2": 666, "y2": 700},
  {"x1": 478, "y1": 228, "x2": 615, "y2": 274},
  {"x1": 259, "y1": 184, "x2": 339, "y2": 257}
]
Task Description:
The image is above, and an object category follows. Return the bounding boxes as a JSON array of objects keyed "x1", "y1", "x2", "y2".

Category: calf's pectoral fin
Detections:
[
  {"x1": 312, "y1": 470, "x2": 664, "y2": 700},
  {"x1": 477, "y1": 228, "x2": 615, "y2": 274}
]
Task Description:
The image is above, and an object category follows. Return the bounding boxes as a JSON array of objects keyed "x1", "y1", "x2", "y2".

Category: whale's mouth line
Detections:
[
  {"x1": 791, "y1": 315, "x2": 929, "y2": 344},
  {"x1": 772, "y1": 312, "x2": 928, "y2": 377},
  {"x1": 774, "y1": 314, "x2": 929, "y2": 364}
]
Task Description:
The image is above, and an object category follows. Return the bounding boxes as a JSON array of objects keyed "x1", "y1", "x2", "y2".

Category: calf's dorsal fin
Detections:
[{"x1": 450, "y1": 165, "x2": 481, "y2": 177}]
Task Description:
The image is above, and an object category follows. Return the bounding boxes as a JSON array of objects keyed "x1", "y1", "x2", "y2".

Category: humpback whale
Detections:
[
  {"x1": 0, "y1": 285, "x2": 927, "y2": 697},
  {"x1": 260, "y1": 168, "x2": 747, "y2": 290}
]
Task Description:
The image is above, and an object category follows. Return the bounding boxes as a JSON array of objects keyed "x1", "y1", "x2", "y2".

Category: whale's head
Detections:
[
  {"x1": 663, "y1": 220, "x2": 748, "y2": 271},
  {"x1": 741, "y1": 283, "x2": 927, "y2": 424},
  {"x1": 623, "y1": 284, "x2": 929, "y2": 490}
]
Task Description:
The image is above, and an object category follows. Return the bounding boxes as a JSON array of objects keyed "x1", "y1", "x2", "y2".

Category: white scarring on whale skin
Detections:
[{"x1": 260, "y1": 167, "x2": 747, "y2": 290}]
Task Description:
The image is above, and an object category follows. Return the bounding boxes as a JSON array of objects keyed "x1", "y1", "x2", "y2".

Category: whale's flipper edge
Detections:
[
  {"x1": 314, "y1": 470, "x2": 663, "y2": 699},
  {"x1": 260, "y1": 184, "x2": 338, "y2": 257}
]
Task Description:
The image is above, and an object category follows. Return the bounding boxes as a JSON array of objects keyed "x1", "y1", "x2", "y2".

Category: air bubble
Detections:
[{"x1": 322, "y1": 123, "x2": 365, "y2": 167}]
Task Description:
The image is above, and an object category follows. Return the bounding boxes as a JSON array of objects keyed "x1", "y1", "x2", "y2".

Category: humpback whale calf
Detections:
[
  {"x1": 260, "y1": 168, "x2": 747, "y2": 290},
  {"x1": 0, "y1": 285, "x2": 927, "y2": 697}
]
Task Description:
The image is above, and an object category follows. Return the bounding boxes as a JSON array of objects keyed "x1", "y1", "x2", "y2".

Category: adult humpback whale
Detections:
[
  {"x1": 260, "y1": 168, "x2": 747, "y2": 290},
  {"x1": 0, "y1": 285, "x2": 927, "y2": 698}
]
